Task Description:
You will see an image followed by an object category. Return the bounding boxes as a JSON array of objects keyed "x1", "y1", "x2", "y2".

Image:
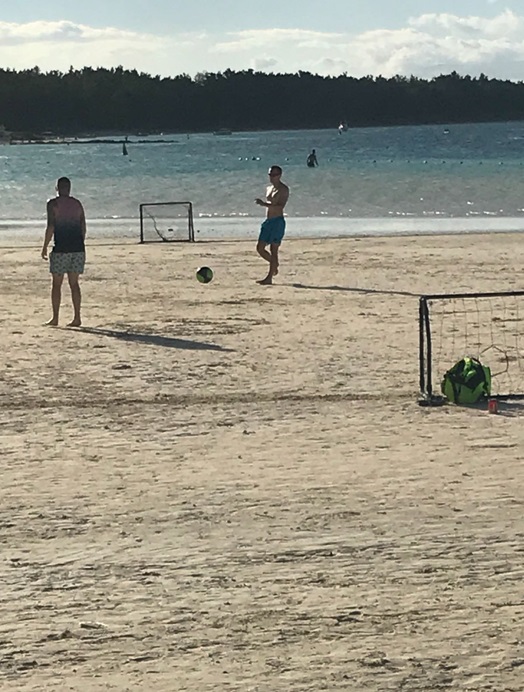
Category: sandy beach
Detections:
[{"x1": 0, "y1": 233, "x2": 523, "y2": 691}]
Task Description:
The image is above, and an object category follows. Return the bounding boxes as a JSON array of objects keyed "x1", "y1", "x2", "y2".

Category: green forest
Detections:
[{"x1": 1, "y1": 66, "x2": 524, "y2": 137}]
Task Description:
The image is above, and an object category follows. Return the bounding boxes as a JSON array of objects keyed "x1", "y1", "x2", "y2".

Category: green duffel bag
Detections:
[{"x1": 441, "y1": 356, "x2": 491, "y2": 404}]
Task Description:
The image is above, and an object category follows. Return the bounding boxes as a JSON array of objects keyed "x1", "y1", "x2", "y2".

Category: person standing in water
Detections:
[
  {"x1": 306, "y1": 149, "x2": 318, "y2": 167},
  {"x1": 254, "y1": 165, "x2": 289, "y2": 285},
  {"x1": 41, "y1": 176, "x2": 87, "y2": 326}
]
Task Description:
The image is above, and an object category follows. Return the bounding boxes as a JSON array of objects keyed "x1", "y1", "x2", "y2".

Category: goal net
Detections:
[
  {"x1": 419, "y1": 290, "x2": 524, "y2": 402},
  {"x1": 139, "y1": 201, "x2": 195, "y2": 243}
]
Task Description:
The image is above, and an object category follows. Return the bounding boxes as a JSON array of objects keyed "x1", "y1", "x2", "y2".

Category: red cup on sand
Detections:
[{"x1": 488, "y1": 399, "x2": 498, "y2": 414}]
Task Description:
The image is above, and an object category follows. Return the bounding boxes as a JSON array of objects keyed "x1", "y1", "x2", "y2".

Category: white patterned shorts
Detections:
[{"x1": 49, "y1": 251, "x2": 86, "y2": 275}]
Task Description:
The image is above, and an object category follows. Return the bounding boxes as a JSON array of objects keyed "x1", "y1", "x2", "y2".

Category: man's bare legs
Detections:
[
  {"x1": 270, "y1": 243, "x2": 279, "y2": 276},
  {"x1": 67, "y1": 272, "x2": 82, "y2": 327},
  {"x1": 46, "y1": 272, "x2": 81, "y2": 326},
  {"x1": 256, "y1": 241, "x2": 280, "y2": 285},
  {"x1": 45, "y1": 273, "x2": 64, "y2": 325}
]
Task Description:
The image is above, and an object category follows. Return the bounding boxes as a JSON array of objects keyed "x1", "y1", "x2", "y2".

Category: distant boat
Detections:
[
  {"x1": 338, "y1": 121, "x2": 348, "y2": 133},
  {"x1": 213, "y1": 128, "x2": 233, "y2": 136}
]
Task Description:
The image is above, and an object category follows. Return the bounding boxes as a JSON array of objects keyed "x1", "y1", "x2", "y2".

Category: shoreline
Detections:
[
  {"x1": 8, "y1": 137, "x2": 179, "y2": 146},
  {"x1": 1, "y1": 216, "x2": 523, "y2": 247}
]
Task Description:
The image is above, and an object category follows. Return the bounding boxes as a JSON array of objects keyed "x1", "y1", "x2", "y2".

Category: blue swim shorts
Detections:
[{"x1": 258, "y1": 217, "x2": 286, "y2": 245}]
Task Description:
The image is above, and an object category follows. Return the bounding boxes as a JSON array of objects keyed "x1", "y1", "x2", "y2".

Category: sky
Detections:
[{"x1": 1, "y1": 1, "x2": 524, "y2": 80}]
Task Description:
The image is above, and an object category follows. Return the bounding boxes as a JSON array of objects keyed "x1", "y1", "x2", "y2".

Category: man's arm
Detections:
[
  {"x1": 80, "y1": 205, "x2": 87, "y2": 240},
  {"x1": 255, "y1": 185, "x2": 271, "y2": 207},
  {"x1": 41, "y1": 200, "x2": 55, "y2": 259},
  {"x1": 255, "y1": 185, "x2": 289, "y2": 208},
  {"x1": 275, "y1": 185, "x2": 289, "y2": 207}
]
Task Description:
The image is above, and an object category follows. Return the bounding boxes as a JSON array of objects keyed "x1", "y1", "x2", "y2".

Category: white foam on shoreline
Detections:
[{"x1": 1, "y1": 215, "x2": 523, "y2": 245}]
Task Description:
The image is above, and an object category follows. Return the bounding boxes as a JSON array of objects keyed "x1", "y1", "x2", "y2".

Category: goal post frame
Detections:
[
  {"x1": 419, "y1": 289, "x2": 524, "y2": 404},
  {"x1": 139, "y1": 201, "x2": 195, "y2": 243}
]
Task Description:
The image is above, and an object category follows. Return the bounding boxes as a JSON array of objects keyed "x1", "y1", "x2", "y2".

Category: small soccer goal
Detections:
[
  {"x1": 139, "y1": 201, "x2": 195, "y2": 243},
  {"x1": 419, "y1": 289, "x2": 524, "y2": 403}
]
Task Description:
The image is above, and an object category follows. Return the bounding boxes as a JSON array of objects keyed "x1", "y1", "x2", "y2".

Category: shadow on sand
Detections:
[
  {"x1": 480, "y1": 399, "x2": 524, "y2": 418},
  {"x1": 292, "y1": 283, "x2": 418, "y2": 298},
  {"x1": 419, "y1": 395, "x2": 524, "y2": 418},
  {"x1": 75, "y1": 326, "x2": 233, "y2": 352}
]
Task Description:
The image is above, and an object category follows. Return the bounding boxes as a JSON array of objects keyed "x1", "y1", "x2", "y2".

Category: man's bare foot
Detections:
[
  {"x1": 273, "y1": 267, "x2": 279, "y2": 276},
  {"x1": 67, "y1": 320, "x2": 82, "y2": 327},
  {"x1": 257, "y1": 277, "x2": 273, "y2": 285},
  {"x1": 45, "y1": 318, "x2": 58, "y2": 326}
]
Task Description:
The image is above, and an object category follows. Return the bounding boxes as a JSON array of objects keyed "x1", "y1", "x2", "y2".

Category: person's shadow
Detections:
[{"x1": 75, "y1": 326, "x2": 233, "y2": 352}]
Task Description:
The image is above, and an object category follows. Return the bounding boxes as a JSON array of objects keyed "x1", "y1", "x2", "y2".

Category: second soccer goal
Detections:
[
  {"x1": 419, "y1": 289, "x2": 524, "y2": 403},
  {"x1": 139, "y1": 201, "x2": 195, "y2": 243}
]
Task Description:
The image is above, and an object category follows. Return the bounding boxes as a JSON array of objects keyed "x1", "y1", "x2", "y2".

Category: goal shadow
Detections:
[
  {"x1": 420, "y1": 396, "x2": 524, "y2": 417},
  {"x1": 292, "y1": 283, "x2": 418, "y2": 297},
  {"x1": 491, "y1": 399, "x2": 524, "y2": 417},
  {"x1": 76, "y1": 326, "x2": 233, "y2": 352}
]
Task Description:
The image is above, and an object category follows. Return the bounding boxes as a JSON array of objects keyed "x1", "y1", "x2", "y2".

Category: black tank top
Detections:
[{"x1": 53, "y1": 196, "x2": 85, "y2": 253}]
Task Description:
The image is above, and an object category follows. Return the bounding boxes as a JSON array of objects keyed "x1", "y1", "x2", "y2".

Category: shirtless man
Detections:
[
  {"x1": 41, "y1": 177, "x2": 87, "y2": 327},
  {"x1": 307, "y1": 149, "x2": 318, "y2": 167},
  {"x1": 255, "y1": 165, "x2": 289, "y2": 285}
]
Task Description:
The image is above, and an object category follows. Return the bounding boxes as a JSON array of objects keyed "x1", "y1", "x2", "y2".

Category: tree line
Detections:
[{"x1": 1, "y1": 66, "x2": 524, "y2": 136}]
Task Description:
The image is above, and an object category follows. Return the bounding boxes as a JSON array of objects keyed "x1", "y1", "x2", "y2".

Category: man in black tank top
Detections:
[{"x1": 41, "y1": 177, "x2": 87, "y2": 327}]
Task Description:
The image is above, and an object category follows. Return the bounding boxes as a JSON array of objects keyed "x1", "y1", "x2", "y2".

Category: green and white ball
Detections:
[{"x1": 196, "y1": 266, "x2": 213, "y2": 283}]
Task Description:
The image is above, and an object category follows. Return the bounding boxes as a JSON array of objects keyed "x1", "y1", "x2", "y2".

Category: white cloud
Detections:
[
  {"x1": 253, "y1": 57, "x2": 278, "y2": 70},
  {"x1": 1, "y1": 13, "x2": 524, "y2": 80},
  {"x1": 0, "y1": 20, "x2": 171, "y2": 74},
  {"x1": 213, "y1": 28, "x2": 341, "y2": 53},
  {"x1": 0, "y1": 20, "x2": 150, "y2": 45},
  {"x1": 410, "y1": 9, "x2": 524, "y2": 39}
]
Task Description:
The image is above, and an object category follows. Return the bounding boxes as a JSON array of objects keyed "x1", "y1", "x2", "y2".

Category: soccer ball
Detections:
[{"x1": 196, "y1": 266, "x2": 213, "y2": 283}]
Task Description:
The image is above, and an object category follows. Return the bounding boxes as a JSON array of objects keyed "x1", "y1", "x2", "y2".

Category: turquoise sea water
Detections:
[{"x1": 1, "y1": 121, "x2": 524, "y2": 242}]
